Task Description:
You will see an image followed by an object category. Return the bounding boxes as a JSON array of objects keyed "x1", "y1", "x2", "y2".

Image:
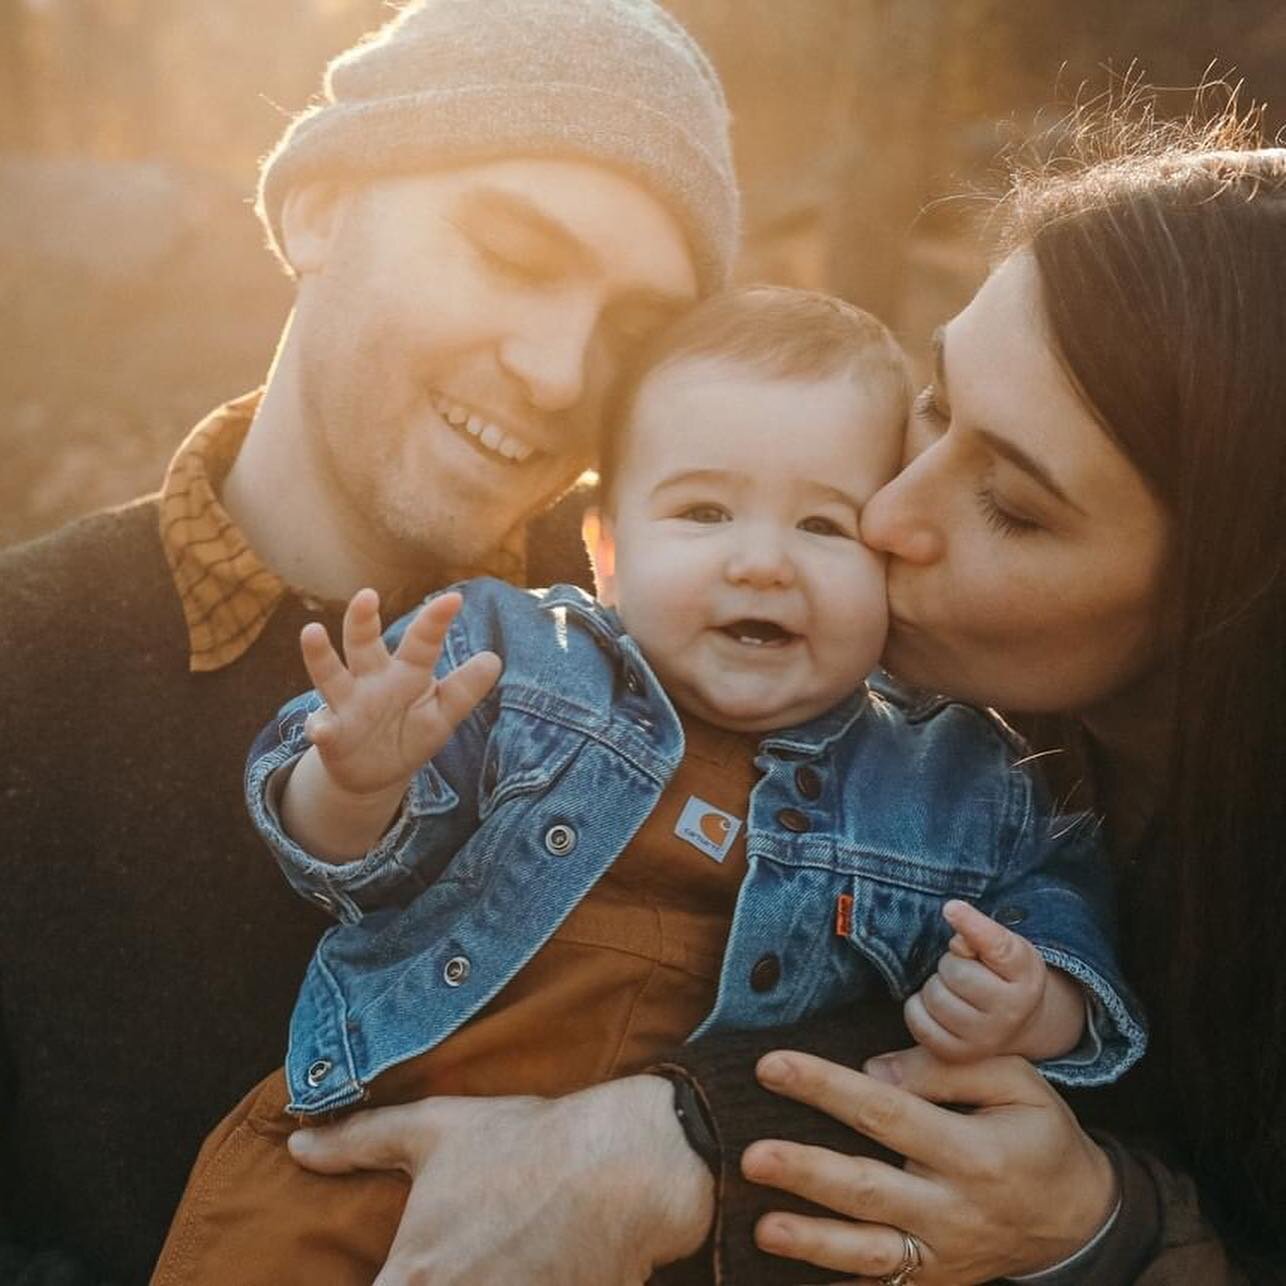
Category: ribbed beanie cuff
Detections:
[{"x1": 257, "y1": 0, "x2": 738, "y2": 293}]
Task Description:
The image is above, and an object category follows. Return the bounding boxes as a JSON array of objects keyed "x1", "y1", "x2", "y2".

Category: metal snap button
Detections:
[
  {"x1": 776, "y1": 807, "x2": 811, "y2": 834},
  {"x1": 794, "y1": 765, "x2": 822, "y2": 800},
  {"x1": 443, "y1": 955, "x2": 471, "y2": 986},
  {"x1": 624, "y1": 670, "x2": 643, "y2": 695},
  {"x1": 543, "y1": 823, "x2": 577, "y2": 856},
  {"x1": 996, "y1": 904, "x2": 1027, "y2": 927},
  {"x1": 750, "y1": 954, "x2": 782, "y2": 993},
  {"x1": 306, "y1": 1058, "x2": 332, "y2": 1087}
]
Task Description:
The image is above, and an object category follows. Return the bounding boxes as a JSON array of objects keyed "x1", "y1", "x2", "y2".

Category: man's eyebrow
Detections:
[
  {"x1": 934, "y1": 326, "x2": 1085, "y2": 516},
  {"x1": 455, "y1": 187, "x2": 600, "y2": 274}
]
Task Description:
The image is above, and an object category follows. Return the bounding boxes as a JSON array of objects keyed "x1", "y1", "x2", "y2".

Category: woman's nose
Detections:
[{"x1": 860, "y1": 467, "x2": 944, "y2": 565}]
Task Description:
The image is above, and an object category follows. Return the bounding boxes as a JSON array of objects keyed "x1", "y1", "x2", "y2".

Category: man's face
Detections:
[
  {"x1": 287, "y1": 158, "x2": 697, "y2": 575},
  {"x1": 594, "y1": 355, "x2": 903, "y2": 732}
]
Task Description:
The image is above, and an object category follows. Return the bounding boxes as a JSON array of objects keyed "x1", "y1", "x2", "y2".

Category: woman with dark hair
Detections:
[
  {"x1": 677, "y1": 119, "x2": 1286, "y2": 1283},
  {"x1": 280, "y1": 112, "x2": 1285, "y2": 1285}
]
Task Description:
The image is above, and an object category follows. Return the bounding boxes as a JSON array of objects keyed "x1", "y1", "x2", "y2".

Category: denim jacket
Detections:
[{"x1": 246, "y1": 580, "x2": 1146, "y2": 1115}]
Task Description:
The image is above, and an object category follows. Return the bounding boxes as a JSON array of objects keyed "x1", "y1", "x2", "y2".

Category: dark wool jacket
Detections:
[{"x1": 0, "y1": 498, "x2": 345, "y2": 1283}]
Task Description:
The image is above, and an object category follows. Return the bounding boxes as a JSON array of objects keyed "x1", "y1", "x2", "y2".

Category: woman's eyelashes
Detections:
[
  {"x1": 912, "y1": 385, "x2": 1043, "y2": 538},
  {"x1": 975, "y1": 485, "x2": 1041, "y2": 537},
  {"x1": 912, "y1": 384, "x2": 950, "y2": 429}
]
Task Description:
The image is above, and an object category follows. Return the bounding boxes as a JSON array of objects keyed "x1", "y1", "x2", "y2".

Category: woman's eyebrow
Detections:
[
  {"x1": 935, "y1": 326, "x2": 1086, "y2": 515},
  {"x1": 976, "y1": 429, "x2": 1086, "y2": 514}
]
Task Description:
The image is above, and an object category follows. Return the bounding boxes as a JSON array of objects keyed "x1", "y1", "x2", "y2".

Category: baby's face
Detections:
[{"x1": 594, "y1": 355, "x2": 903, "y2": 732}]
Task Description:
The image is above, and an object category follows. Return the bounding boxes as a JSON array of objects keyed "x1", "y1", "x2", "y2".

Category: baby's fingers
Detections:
[
  {"x1": 391, "y1": 592, "x2": 465, "y2": 673},
  {"x1": 429, "y1": 651, "x2": 502, "y2": 732},
  {"x1": 342, "y1": 588, "x2": 388, "y2": 676},
  {"x1": 942, "y1": 899, "x2": 1036, "y2": 983},
  {"x1": 300, "y1": 621, "x2": 354, "y2": 710},
  {"x1": 902, "y1": 991, "x2": 972, "y2": 1062}
]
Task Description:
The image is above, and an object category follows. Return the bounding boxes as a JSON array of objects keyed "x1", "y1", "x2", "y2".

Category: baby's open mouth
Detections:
[{"x1": 719, "y1": 619, "x2": 797, "y2": 648}]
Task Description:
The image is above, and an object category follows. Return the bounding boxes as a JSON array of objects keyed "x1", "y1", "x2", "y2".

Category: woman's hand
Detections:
[
  {"x1": 287, "y1": 1075, "x2": 714, "y2": 1285},
  {"x1": 741, "y1": 1047, "x2": 1116, "y2": 1284}
]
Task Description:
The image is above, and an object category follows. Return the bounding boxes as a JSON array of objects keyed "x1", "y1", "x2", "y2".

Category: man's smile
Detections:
[{"x1": 430, "y1": 391, "x2": 539, "y2": 465}]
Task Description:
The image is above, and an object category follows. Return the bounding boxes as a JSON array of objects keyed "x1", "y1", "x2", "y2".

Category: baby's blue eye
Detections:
[{"x1": 678, "y1": 504, "x2": 729, "y2": 524}]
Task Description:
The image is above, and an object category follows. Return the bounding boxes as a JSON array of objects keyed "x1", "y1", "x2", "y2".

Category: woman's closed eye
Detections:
[
  {"x1": 975, "y1": 485, "x2": 1041, "y2": 537},
  {"x1": 912, "y1": 384, "x2": 950, "y2": 430}
]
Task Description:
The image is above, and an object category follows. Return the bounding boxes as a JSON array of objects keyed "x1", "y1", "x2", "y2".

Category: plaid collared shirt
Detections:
[{"x1": 158, "y1": 392, "x2": 526, "y2": 672}]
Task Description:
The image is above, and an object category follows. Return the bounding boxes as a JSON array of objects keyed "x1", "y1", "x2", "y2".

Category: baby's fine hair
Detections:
[{"x1": 599, "y1": 285, "x2": 910, "y2": 504}]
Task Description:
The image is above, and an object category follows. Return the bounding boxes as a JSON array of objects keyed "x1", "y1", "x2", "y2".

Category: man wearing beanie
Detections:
[{"x1": 0, "y1": 2, "x2": 736, "y2": 1282}]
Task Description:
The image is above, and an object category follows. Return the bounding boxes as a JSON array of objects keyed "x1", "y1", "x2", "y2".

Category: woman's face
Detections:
[{"x1": 861, "y1": 252, "x2": 1170, "y2": 714}]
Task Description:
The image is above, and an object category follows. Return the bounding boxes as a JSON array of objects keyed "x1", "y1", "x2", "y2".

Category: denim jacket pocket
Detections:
[
  {"x1": 842, "y1": 855, "x2": 988, "y2": 1000},
  {"x1": 475, "y1": 706, "x2": 586, "y2": 821}
]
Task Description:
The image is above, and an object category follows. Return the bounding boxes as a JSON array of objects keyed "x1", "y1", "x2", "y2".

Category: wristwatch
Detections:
[{"x1": 654, "y1": 1068, "x2": 722, "y2": 1176}]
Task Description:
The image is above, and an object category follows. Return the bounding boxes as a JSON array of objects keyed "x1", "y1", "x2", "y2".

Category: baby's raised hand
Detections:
[
  {"x1": 298, "y1": 589, "x2": 501, "y2": 800},
  {"x1": 903, "y1": 899, "x2": 1079, "y2": 1063}
]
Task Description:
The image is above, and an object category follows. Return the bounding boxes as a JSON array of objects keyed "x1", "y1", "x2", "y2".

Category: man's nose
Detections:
[
  {"x1": 499, "y1": 297, "x2": 598, "y2": 413},
  {"x1": 726, "y1": 528, "x2": 796, "y2": 588},
  {"x1": 860, "y1": 462, "x2": 944, "y2": 565}
]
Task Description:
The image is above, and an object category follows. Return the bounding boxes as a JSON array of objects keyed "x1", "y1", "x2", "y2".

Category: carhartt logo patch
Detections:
[{"x1": 675, "y1": 795, "x2": 742, "y2": 862}]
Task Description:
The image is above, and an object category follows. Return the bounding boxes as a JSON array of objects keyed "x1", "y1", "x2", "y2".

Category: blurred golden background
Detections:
[{"x1": 3, "y1": 0, "x2": 1284, "y2": 547}]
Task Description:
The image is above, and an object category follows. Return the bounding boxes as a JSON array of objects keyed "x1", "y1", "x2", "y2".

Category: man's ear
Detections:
[
  {"x1": 280, "y1": 181, "x2": 350, "y2": 275},
  {"x1": 581, "y1": 506, "x2": 618, "y2": 606}
]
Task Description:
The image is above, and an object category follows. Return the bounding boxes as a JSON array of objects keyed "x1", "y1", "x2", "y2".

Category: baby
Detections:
[{"x1": 155, "y1": 287, "x2": 1144, "y2": 1285}]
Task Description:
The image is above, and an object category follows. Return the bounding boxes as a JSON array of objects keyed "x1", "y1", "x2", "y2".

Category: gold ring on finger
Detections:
[{"x1": 879, "y1": 1229, "x2": 924, "y2": 1286}]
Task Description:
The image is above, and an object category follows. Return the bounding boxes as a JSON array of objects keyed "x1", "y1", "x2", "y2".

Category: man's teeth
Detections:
[{"x1": 432, "y1": 394, "x2": 534, "y2": 463}]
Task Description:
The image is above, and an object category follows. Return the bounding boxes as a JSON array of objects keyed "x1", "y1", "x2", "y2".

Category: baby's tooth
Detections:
[
  {"x1": 498, "y1": 437, "x2": 521, "y2": 459},
  {"x1": 480, "y1": 423, "x2": 502, "y2": 450}
]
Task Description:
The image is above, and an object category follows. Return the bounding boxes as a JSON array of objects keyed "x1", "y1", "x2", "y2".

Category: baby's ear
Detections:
[{"x1": 581, "y1": 506, "x2": 618, "y2": 606}]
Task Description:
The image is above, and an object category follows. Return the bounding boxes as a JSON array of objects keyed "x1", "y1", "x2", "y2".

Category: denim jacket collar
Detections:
[{"x1": 537, "y1": 583, "x2": 870, "y2": 756}]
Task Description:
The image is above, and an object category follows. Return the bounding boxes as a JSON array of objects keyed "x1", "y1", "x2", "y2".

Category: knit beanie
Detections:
[{"x1": 256, "y1": 0, "x2": 738, "y2": 293}]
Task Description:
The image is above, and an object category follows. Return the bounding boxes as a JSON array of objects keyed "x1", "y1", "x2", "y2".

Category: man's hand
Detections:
[
  {"x1": 281, "y1": 589, "x2": 501, "y2": 860},
  {"x1": 903, "y1": 899, "x2": 1085, "y2": 1063},
  {"x1": 287, "y1": 1077, "x2": 715, "y2": 1286}
]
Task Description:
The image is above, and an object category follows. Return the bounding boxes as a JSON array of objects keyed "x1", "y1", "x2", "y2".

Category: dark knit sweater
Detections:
[
  {"x1": 0, "y1": 498, "x2": 349, "y2": 1283},
  {"x1": 0, "y1": 485, "x2": 596, "y2": 1286}
]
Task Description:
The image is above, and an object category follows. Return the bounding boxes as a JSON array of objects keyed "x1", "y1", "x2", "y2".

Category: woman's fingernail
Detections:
[
  {"x1": 742, "y1": 1142, "x2": 780, "y2": 1178},
  {"x1": 864, "y1": 1055, "x2": 902, "y2": 1085},
  {"x1": 757, "y1": 1054, "x2": 793, "y2": 1087}
]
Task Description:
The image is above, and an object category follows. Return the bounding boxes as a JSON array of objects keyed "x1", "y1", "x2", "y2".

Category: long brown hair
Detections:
[{"x1": 1001, "y1": 108, "x2": 1286, "y2": 1247}]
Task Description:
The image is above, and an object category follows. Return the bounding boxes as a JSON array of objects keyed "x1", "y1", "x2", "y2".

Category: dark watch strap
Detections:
[{"x1": 655, "y1": 1069, "x2": 722, "y2": 1176}]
